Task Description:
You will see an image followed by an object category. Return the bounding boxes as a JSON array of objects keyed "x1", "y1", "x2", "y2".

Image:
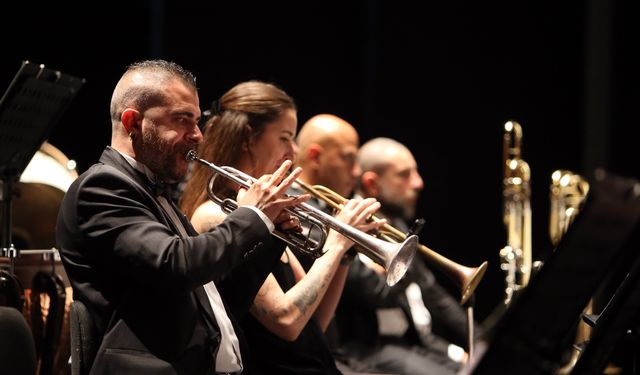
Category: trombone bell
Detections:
[{"x1": 460, "y1": 260, "x2": 488, "y2": 305}]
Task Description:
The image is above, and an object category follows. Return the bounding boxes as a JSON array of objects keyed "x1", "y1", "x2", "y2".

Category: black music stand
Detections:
[
  {"x1": 0, "y1": 61, "x2": 85, "y2": 276},
  {"x1": 570, "y1": 223, "x2": 640, "y2": 374},
  {"x1": 469, "y1": 171, "x2": 640, "y2": 375}
]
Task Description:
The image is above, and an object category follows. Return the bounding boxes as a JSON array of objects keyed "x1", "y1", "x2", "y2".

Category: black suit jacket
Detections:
[{"x1": 56, "y1": 146, "x2": 281, "y2": 375}]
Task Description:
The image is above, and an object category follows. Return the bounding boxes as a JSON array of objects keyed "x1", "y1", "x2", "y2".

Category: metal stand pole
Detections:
[
  {"x1": 1, "y1": 177, "x2": 18, "y2": 274},
  {"x1": 464, "y1": 294, "x2": 476, "y2": 369}
]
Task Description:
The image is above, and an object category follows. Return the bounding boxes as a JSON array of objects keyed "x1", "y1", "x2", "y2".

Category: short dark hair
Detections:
[{"x1": 110, "y1": 59, "x2": 197, "y2": 122}]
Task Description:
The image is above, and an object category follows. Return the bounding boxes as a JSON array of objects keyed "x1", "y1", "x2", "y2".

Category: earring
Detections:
[{"x1": 129, "y1": 131, "x2": 134, "y2": 141}]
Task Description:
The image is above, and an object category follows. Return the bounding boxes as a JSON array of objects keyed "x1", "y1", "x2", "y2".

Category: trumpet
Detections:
[
  {"x1": 293, "y1": 180, "x2": 488, "y2": 305},
  {"x1": 186, "y1": 150, "x2": 418, "y2": 286}
]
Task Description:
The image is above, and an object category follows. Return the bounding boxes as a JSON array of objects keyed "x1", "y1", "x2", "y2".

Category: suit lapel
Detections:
[{"x1": 165, "y1": 195, "x2": 198, "y2": 236}]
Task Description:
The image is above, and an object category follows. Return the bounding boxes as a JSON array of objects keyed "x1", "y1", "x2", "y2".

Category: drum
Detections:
[
  {"x1": 13, "y1": 141, "x2": 78, "y2": 251},
  {"x1": 2, "y1": 141, "x2": 78, "y2": 375}
]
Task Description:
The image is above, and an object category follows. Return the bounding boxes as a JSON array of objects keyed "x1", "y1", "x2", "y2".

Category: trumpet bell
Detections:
[{"x1": 384, "y1": 234, "x2": 419, "y2": 286}]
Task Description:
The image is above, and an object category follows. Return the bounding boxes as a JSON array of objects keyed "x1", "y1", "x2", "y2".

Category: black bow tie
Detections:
[
  {"x1": 134, "y1": 167, "x2": 176, "y2": 199},
  {"x1": 149, "y1": 179, "x2": 174, "y2": 199}
]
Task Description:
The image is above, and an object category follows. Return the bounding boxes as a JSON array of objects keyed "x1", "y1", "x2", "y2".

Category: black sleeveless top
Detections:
[{"x1": 241, "y1": 258, "x2": 341, "y2": 375}]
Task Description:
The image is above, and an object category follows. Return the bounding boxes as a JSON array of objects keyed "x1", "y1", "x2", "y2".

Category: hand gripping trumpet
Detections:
[
  {"x1": 186, "y1": 150, "x2": 418, "y2": 286},
  {"x1": 292, "y1": 179, "x2": 488, "y2": 305}
]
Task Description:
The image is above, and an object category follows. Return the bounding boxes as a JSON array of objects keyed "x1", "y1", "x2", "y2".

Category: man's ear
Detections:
[
  {"x1": 360, "y1": 170, "x2": 380, "y2": 197},
  {"x1": 307, "y1": 144, "x2": 322, "y2": 167},
  {"x1": 121, "y1": 108, "x2": 141, "y2": 135}
]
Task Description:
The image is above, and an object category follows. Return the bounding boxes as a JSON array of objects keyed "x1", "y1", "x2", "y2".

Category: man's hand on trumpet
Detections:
[{"x1": 236, "y1": 160, "x2": 310, "y2": 231}]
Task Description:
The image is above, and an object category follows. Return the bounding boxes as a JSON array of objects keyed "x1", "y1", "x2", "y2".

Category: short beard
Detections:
[
  {"x1": 135, "y1": 128, "x2": 186, "y2": 183},
  {"x1": 377, "y1": 196, "x2": 416, "y2": 222},
  {"x1": 377, "y1": 185, "x2": 417, "y2": 221}
]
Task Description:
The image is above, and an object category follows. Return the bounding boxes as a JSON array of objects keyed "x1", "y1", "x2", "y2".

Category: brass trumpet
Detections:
[
  {"x1": 186, "y1": 150, "x2": 418, "y2": 286},
  {"x1": 293, "y1": 179, "x2": 488, "y2": 305}
]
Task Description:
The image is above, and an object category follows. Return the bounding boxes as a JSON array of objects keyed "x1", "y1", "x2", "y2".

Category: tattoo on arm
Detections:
[
  {"x1": 254, "y1": 283, "x2": 271, "y2": 317},
  {"x1": 257, "y1": 306, "x2": 268, "y2": 317},
  {"x1": 291, "y1": 263, "x2": 332, "y2": 315}
]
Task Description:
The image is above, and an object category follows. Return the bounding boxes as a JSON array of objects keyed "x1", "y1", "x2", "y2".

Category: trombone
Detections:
[
  {"x1": 293, "y1": 179, "x2": 488, "y2": 305},
  {"x1": 500, "y1": 120, "x2": 533, "y2": 305},
  {"x1": 186, "y1": 150, "x2": 418, "y2": 286}
]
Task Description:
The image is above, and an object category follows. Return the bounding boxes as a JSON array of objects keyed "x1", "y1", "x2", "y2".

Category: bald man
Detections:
[
  {"x1": 293, "y1": 114, "x2": 367, "y2": 271},
  {"x1": 358, "y1": 137, "x2": 424, "y2": 222},
  {"x1": 335, "y1": 137, "x2": 475, "y2": 375},
  {"x1": 296, "y1": 113, "x2": 361, "y2": 198},
  {"x1": 294, "y1": 114, "x2": 380, "y2": 372},
  {"x1": 56, "y1": 60, "x2": 304, "y2": 374}
]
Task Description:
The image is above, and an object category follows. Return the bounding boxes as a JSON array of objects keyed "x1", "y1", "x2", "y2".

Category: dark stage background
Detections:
[{"x1": 1, "y1": 1, "x2": 638, "y2": 323}]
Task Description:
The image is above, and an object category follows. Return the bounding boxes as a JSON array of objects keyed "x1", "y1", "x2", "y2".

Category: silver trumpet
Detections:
[{"x1": 186, "y1": 150, "x2": 417, "y2": 286}]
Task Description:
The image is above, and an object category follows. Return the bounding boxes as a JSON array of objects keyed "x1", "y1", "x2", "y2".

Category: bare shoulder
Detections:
[{"x1": 191, "y1": 200, "x2": 227, "y2": 233}]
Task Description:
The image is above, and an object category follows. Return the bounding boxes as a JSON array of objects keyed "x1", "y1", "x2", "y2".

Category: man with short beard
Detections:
[
  {"x1": 56, "y1": 59, "x2": 306, "y2": 374},
  {"x1": 335, "y1": 137, "x2": 477, "y2": 375}
]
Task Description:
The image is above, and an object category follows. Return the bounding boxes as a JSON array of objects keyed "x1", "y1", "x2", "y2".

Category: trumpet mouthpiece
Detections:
[{"x1": 186, "y1": 150, "x2": 197, "y2": 161}]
